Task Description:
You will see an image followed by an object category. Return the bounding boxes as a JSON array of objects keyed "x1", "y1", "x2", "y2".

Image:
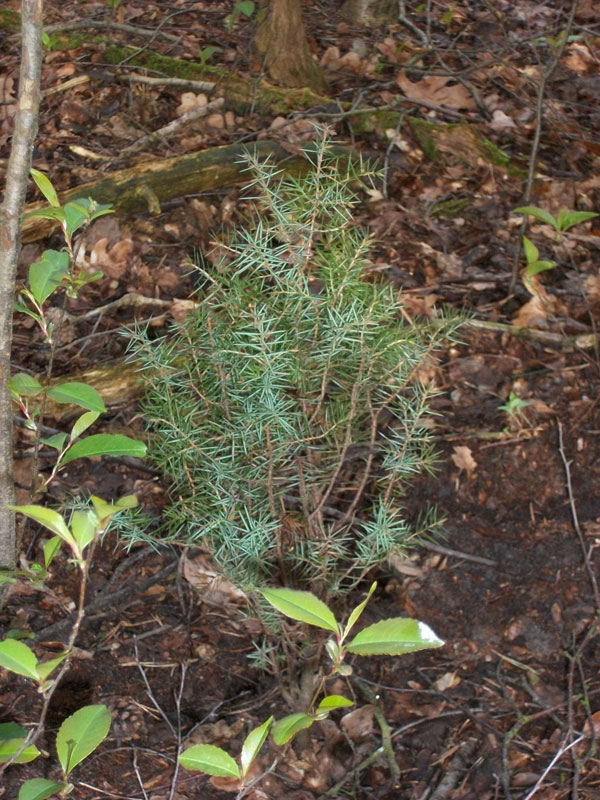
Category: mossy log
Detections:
[
  {"x1": 44, "y1": 359, "x2": 143, "y2": 421},
  {"x1": 21, "y1": 140, "x2": 348, "y2": 243}
]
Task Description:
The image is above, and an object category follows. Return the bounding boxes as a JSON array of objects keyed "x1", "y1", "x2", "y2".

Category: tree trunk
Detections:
[
  {"x1": 0, "y1": 0, "x2": 43, "y2": 575},
  {"x1": 255, "y1": 0, "x2": 328, "y2": 93}
]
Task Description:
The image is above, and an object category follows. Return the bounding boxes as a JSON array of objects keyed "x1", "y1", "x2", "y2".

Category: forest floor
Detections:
[{"x1": 1, "y1": 1, "x2": 600, "y2": 799}]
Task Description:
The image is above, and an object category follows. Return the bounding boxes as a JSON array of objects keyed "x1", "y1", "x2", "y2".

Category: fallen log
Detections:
[{"x1": 21, "y1": 140, "x2": 344, "y2": 243}]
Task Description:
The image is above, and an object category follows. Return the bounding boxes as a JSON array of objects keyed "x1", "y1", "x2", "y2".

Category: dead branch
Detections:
[
  {"x1": 121, "y1": 97, "x2": 224, "y2": 156},
  {"x1": 469, "y1": 319, "x2": 597, "y2": 350},
  {"x1": 116, "y1": 74, "x2": 216, "y2": 93},
  {"x1": 42, "y1": 18, "x2": 181, "y2": 42}
]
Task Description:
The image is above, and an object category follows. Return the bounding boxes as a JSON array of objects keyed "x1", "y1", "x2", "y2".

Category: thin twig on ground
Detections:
[
  {"x1": 120, "y1": 98, "x2": 225, "y2": 156},
  {"x1": 428, "y1": 738, "x2": 478, "y2": 800},
  {"x1": 33, "y1": 559, "x2": 178, "y2": 641},
  {"x1": 42, "y1": 19, "x2": 181, "y2": 42},
  {"x1": 557, "y1": 421, "x2": 600, "y2": 609},
  {"x1": 116, "y1": 73, "x2": 216, "y2": 93}
]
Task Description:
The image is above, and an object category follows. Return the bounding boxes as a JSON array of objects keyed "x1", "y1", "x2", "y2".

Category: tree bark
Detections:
[
  {"x1": 255, "y1": 0, "x2": 329, "y2": 93},
  {"x1": 0, "y1": 0, "x2": 43, "y2": 573}
]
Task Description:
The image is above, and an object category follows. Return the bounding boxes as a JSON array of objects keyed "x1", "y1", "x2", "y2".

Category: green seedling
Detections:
[
  {"x1": 178, "y1": 582, "x2": 443, "y2": 794},
  {"x1": 18, "y1": 169, "x2": 112, "y2": 342},
  {"x1": 499, "y1": 392, "x2": 530, "y2": 429},
  {"x1": 8, "y1": 374, "x2": 146, "y2": 490},
  {"x1": 521, "y1": 235, "x2": 556, "y2": 278},
  {"x1": 10, "y1": 170, "x2": 146, "y2": 495},
  {"x1": 225, "y1": 0, "x2": 255, "y2": 32},
  {"x1": 0, "y1": 500, "x2": 119, "y2": 793},
  {"x1": 442, "y1": 0, "x2": 459, "y2": 26},
  {"x1": 198, "y1": 45, "x2": 217, "y2": 65},
  {"x1": 0, "y1": 705, "x2": 111, "y2": 799},
  {"x1": 514, "y1": 205, "x2": 598, "y2": 242},
  {"x1": 1, "y1": 495, "x2": 137, "y2": 588},
  {"x1": 9, "y1": 494, "x2": 138, "y2": 568}
]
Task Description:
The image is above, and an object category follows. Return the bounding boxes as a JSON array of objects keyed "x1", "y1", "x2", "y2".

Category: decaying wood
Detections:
[
  {"x1": 21, "y1": 140, "x2": 343, "y2": 243},
  {"x1": 44, "y1": 359, "x2": 144, "y2": 422}
]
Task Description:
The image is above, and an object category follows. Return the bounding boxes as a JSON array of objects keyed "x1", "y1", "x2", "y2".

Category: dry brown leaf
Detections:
[
  {"x1": 176, "y1": 92, "x2": 208, "y2": 116},
  {"x1": 182, "y1": 550, "x2": 248, "y2": 605},
  {"x1": 396, "y1": 70, "x2": 476, "y2": 110},
  {"x1": 583, "y1": 710, "x2": 600, "y2": 738},
  {"x1": 340, "y1": 705, "x2": 375, "y2": 740},
  {"x1": 562, "y1": 42, "x2": 596, "y2": 73},
  {"x1": 434, "y1": 671, "x2": 461, "y2": 691},
  {"x1": 89, "y1": 237, "x2": 134, "y2": 279},
  {"x1": 490, "y1": 109, "x2": 516, "y2": 130},
  {"x1": 451, "y1": 445, "x2": 477, "y2": 477}
]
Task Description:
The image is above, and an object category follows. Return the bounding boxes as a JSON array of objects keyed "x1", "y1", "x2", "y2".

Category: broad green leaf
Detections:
[
  {"x1": 514, "y1": 206, "x2": 557, "y2": 229},
  {"x1": 341, "y1": 581, "x2": 377, "y2": 643},
  {"x1": 22, "y1": 207, "x2": 66, "y2": 224},
  {"x1": 271, "y1": 713, "x2": 315, "y2": 746},
  {"x1": 37, "y1": 651, "x2": 69, "y2": 682},
  {"x1": 63, "y1": 202, "x2": 89, "y2": 238},
  {"x1": 236, "y1": 0, "x2": 255, "y2": 16},
  {"x1": 240, "y1": 716, "x2": 272, "y2": 777},
  {"x1": 18, "y1": 778, "x2": 65, "y2": 800},
  {"x1": 70, "y1": 509, "x2": 99, "y2": 552},
  {"x1": 347, "y1": 617, "x2": 444, "y2": 656},
  {"x1": 43, "y1": 536, "x2": 62, "y2": 568},
  {"x1": 261, "y1": 587, "x2": 338, "y2": 633},
  {"x1": 31, "y1": 168, "x2": 59, "y2": 206},
  {"x1": 525, "y1": 260, "x2": 556, "y2": 277},
  {"x1": 0, "y1": 639, "x2": 39, "y2": 680},
  {"x1": 199, "y1": 45, "x2": 217, "y2": 62},
  {"x1": 4, "y1": 630, "x2": 35, "y2": 640},
  {"x1": 561, "y1": 210, "x2": 599, "y2": 231},
  {"x1": 9, "y1": 373, "x2": 43, "y2": 398},
  {"x1": 40, "y1": 433, "x2": 68, "y2": 451},
  {"x1": 178, "y1": 744, "x2": 240, "y2": 778},
  {"x1": 522, "y1": 236, "x2": 539, "y2": 264},
  {"x1": 56, "y1": 704, "x2": 111, "y2": 775},
  {"x1": 316, "y1": 695, "x2": 354, "y2": 713},
  {"x1": 115, "y1": 494, "x2": 138, "y2": 509},
  {"x1": 9, "y1": 506, "x2": 75, "y2": 549},
  {"x1": 46, "y1": 383, "x2": 106, "y2": 413},
  {"x1": 28, "y1": 250, "x2": 69, "y2": 303},
  {"x1": 60, "y1": 434, "x2": 147, "y2": 465},
  {"x1": 90, "y1": 494, "x2": 138, "y2": 525},
  {"x1": 326, "y1": 638, "x2": 341, "y2": 665},
  {"x1": 70, "y1": 411, "x2": 100, "y2": 441},
  {"x1": 0, "y1": 723, "x2": 40, "y2": 764},
  {"x1": 88, "y1": 205, "x2": 114, "y2": 223},
  {"x1": 14, "y1": 299, "x2": 39, "y2": 318}
]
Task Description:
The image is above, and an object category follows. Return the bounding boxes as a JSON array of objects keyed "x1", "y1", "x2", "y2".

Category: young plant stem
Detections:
[
  {"x1": 508, "y1": 0, "x2": 579, "y2": 294},
  {"x1": 351, "y1": 675, "x2": 400, "y2": 786},
  {"x1": 0, "y1": 534, "x2": 98, "y2": 774}
]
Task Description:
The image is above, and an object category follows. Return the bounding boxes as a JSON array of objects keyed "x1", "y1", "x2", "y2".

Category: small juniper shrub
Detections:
[{"x1": 128, "y1": 132, "x2": 463, "y2": 594}]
